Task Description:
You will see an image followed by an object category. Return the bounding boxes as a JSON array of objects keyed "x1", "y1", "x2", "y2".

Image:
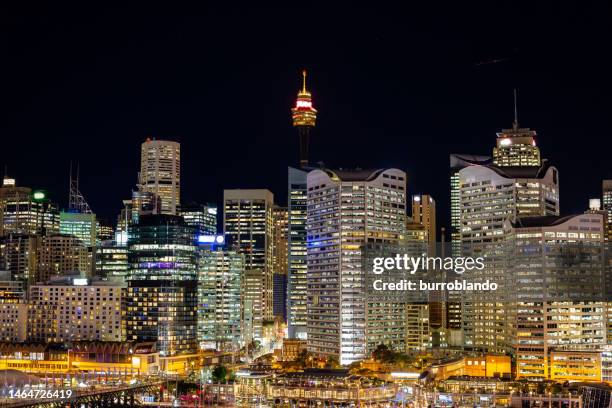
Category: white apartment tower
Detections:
[
  {"x1": 504, "y1": 214, "x2": 606, "y2": 380},
  {"x1": 459, "y1": 162, "x2": 560, "y2": 353},
  {"x1": 139, "y1": 139, "x2": 180, "y2": 215},
  {"x1": 306, "y1": 168, "x2": 407, "y2": 365}
]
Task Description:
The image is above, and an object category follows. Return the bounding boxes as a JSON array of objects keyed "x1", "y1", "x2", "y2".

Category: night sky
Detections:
[{"x1": 2, "y1": 4, "x2": 611, "y2": 232}]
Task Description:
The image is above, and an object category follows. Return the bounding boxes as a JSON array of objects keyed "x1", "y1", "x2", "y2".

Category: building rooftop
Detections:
[
  {"x1": 318, "y1": 168, "x2": 404, "y2": 182},
  {"x1": 510, "y1": 214, "x2": 586, "y2": 228},
  {"x1": 450, "y1": 153, "x2": 492, "y2": 169},
  {"x1": 483, "y1": 159, "x2": 552, "y2": 179}
]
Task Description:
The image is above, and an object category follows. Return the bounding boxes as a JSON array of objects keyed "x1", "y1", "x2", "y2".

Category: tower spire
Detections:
[
  {"x1": 302, "y1": 69, "x2": 307, "y2": 94},
  {"x1": 513, "y1": 88, "x2": 519, "y2": 130}
]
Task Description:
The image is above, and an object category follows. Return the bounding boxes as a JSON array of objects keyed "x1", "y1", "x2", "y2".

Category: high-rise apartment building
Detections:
[
  {"x1": 38, "y1": 234, "x2": 92, "y2": 282},
  {"x1": 126, "y1": 280, "x2": 197, "y2": 356},
  {"x1": 412, "y1": 194, "x2": 436, "y2": 256},
  {"x1": 287, "y1": 167, "x2": 309, "y2": 339},
  {"x1": 504, "y1": 214, "x2": 606, "y2": 380},
  {"x1": 459, "y1": 161, "x2": 560, "y2": 353},
  {"x1": 272, "y1": 206, "x2": 288, "y2": 322},
  {"x1": 197, "y1": 249, "x2": 243, "y2": 351},
  {"x1": 0, "y1": 233, "x2": 91, "y2": 286},
  {"x1": 28, "y1": 277, "x2": 123, "y2": 343},
  {"x1": 307, "y1": 168, "x2": 407, "y2": 365},
  {"x1": 139, "y1": 139, "x2": 180, "y2": 215},
  {"x1": 126, "y1": 214, "x2": 198, "y2": 356},
  {"x1": 603, "y1": 180, "x2": 612, "y2": 241},
  {"x1": 0, "y1": 177, "x2": 59, "y2": 237},
  {"x1": 272, "y1": 206, "x2": 289, "y2": 275},
  {"x1": 449, "y1": 154, "x2": 491, "y2": 258},
  {"x1": 224, "y1": 189, "x2": 274, "y2": 342},
  {"x1": 0, "y1": 234, "x2": 40, "y2": 284}
]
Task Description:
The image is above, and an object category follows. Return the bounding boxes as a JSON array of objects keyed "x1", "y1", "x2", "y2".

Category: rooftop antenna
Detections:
[
  {"x1": 68, "y1": 161, "x2": 93, "y2": 213},
  {"x1": 513, "y1": 88, "x2": 519, "y2": 130},
  {"x1": 302, "y1": 69, "x2": 307, "y2": 93}
]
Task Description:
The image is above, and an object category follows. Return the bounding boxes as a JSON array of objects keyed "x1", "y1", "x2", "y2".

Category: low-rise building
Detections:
[
  {"x1": 0, "y1": 341, "x2": 158, "y2": 377},
  {"x1": 266, "y1": 369, "x2": 397, "y2": 407}
]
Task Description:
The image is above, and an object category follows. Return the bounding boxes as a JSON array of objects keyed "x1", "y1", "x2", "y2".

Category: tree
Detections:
[
  {"x1": 296, "y1": 349, "x2": 312, "y2": 368},
  {"x1": 211, "y1": 365, "x2": 227, "y2": 382},
  {"x1": 325, "y1": 356, "x2": 340, "y2": 369}
]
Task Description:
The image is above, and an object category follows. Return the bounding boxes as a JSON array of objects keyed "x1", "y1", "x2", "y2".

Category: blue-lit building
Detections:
[
  {"x1": 126, "y1": 214, "x2": 198, "y2": 356},
  {"x1": 127, "y1": 214, "x2": 197, "y2": 280}
]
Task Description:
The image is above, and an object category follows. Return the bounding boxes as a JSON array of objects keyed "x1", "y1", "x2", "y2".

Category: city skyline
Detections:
[
  {"x1": 2, "y1": 5, "x2": 612, "y2": 230},
  {"x1": 2, "y1": 6, "x2": 612, "y2": 406}
]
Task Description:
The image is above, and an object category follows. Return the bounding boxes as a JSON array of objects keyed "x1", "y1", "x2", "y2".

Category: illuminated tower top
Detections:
[
  {"x1": 292, "y1": 70, "x2": 317, "y2": 127},
  {"x1": 291, "y1": 70, "x2": 317, "y2": 169},
  {"x1": 493, "y1": 90, "x2": 541, "y2": 167}
]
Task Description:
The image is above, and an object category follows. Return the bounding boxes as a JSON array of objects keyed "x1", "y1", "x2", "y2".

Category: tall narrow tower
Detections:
[
  {"x1": 291, "y1": 70, "x2": 317, "y2": 168},
  {"x1": 139, "y1": 139, "x2": 181, "y2": 215}
]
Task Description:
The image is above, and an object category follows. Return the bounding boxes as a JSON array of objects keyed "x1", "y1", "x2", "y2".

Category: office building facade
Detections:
[
  {"x1": 0, "y1": 177, "x2": 59, "y2": 237},
  {"x1": 224, "y1": 189, "x2": 274, "y2": 341},
  {"x1": 197, "y1": 249, "x2": 243, "y2": 351},
  {"x1": 412, "y1": 194, "x2": 436, "y2": 256},
  {"x1": 306, "y1": 168, "x2": 407, "y2": 364},
  {"x1": 504, "y1": 214, "x2": 606, "y2": 380},
  {"x1": 287, "y1": 167, "x2": 309, "y2": 339},
  {"x1": 139, "y1": 139, "x2": 180, "y2": 215},
  {"x1": 459, "y1": 162, "x2": 560, "y2": 353}
]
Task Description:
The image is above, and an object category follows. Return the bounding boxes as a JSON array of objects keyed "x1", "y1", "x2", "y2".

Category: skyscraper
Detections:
[
  {"x1": 126, "y1": 214, "x2": 198, "y2": 356},
  {"x1": 0, "y1": 234, "x2": 40, "y2": 284},
  {"x1": 412, "y1": 194, "x2": 436, "y2": 256},
  {"x1": 60, "y1": 211, "x2": 97, "y2": 247},
  {"x1": 223, "y1": 189, "x2": 274, "y2": 342},
  {"x1": 180, "y1": 202, "x2": 218, "y2": 235},
  {"x1": 504, "y1": 214, "x2": 606, "y2": 380},
  {"x1": 492, "y1": 96, "x2": 541, "y2": 167},
  {"x1": 38, "y1": 234, "x2": 92, "y2": 281},
  {"x1": 307, "y1": 168, "x2": 407, "y2": 365},
  {"x1": 272, "y1": 206, "x2": 288, "y2": 322},
  {"x1": 127, "y1": 214, "x2": 197, "y2": 281},
  {"x1": 139, "y1": 139, "x2": 180, "y2": 215},
  {"x1": 603, "y1": 180, "x2": 612, "y2": 241},
  {"x1": 126, "y1": 280, "x2": 197, "y2": 356},
  {"x1": 287, "y1": 167, "x2": 309, "y2": 339},
  {"x1": 197, "y1": 249, "x2": 243, "y2": 351},
  {"x1": 459, "y1": 161, "x2": 560, "y2": 353},
  {"x1": 449, "y1": 154, "x2": 491, "y2": 258},
  {"x1": 0, "y1": 177, "x2": 59, "y2": 237},
  {"x1": 94, "y1": 241, "x2": 128, "y2": 281}
]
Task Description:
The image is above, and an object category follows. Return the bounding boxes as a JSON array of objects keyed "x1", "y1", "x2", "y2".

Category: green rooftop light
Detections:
[{"x1": 33, "y1": 191, "x2": 46, "y2": 201}]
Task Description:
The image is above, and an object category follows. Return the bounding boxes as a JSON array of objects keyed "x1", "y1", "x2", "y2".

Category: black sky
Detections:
[{"x1": 1, "y1": 3, "x2": 611, "y2": 231}]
